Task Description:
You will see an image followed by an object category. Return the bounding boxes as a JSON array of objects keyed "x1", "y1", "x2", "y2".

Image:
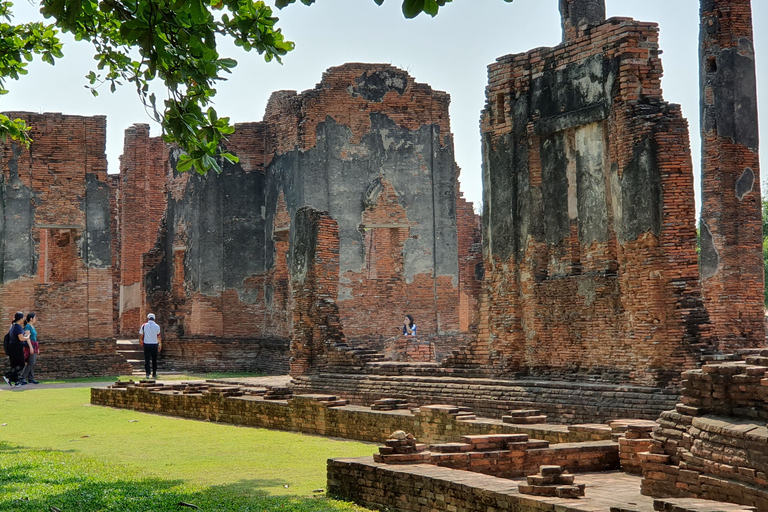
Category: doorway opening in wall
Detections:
[{"x1": 37, "y1": 228, "x2": 79, "y2": 283}]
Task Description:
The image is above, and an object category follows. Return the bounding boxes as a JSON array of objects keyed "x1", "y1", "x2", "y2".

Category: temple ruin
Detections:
[{"x1": 4, "y1": 0, "x2": 768, "y2": 509}]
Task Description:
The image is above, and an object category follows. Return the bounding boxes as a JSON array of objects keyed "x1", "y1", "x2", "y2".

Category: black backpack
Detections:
[{"x1": 3, "y1": 331, "x2": 9, "y2": 356}]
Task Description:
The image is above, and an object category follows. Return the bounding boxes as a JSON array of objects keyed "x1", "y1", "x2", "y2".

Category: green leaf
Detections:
[{"x1": 402, "y1": 0, "x2": 425, "y2": 18}]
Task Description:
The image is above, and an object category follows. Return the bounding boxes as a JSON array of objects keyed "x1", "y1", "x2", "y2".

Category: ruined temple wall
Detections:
[
  {"x1": 699, "y1": 0, "x2": 763, "y2": 352},
  {"x1": 155, "y1": 124, "x2": 293, "y2": 340},
  {"x1": 0, "y1": 112, "x2": 114, "y2": 340},
  {"x1": 459, "y1": 19, "x2": 705, "y2": 386},
  {"x1": 263, "y1": 63, "x2": 472, "y2": 339},
  {"x1": 117, "y1": 124, "x2": 169, "y2": 334}
]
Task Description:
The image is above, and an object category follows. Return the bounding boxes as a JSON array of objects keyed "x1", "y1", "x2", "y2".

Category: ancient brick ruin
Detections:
[
  {"x1": 0, "y1": 113, "x2": 130, "y2": 377},
  {"x1": 458, "y1": 11, "x2": 708, "y2": 388},
  {"x1": 113, "y1": 63, "x2": 482, "y2": 373},
  {"x1": 5, "y1": 0, "x2": 768, "y2": 509},
  {"x1": 698, "y1": 0, "x2": 763, "y2": 353}
]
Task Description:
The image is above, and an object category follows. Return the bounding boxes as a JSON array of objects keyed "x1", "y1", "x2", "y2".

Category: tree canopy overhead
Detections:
[{"x1": 0, "y1": 0, "x2": 512, "y2": 174}]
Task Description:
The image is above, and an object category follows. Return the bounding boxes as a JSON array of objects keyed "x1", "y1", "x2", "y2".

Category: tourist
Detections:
[
  {"x1": 139, "y1": 313, "x2": 162, "y2": 379},
  {"x1": 3, "y1": 312, "x2": 30, "y2": 387},
  {"x1": 402, "y1": 315, "x2": 417, "y2": 337},
  {"x1": 19, "y1": 312, "x2": 39, "y2": 385}
]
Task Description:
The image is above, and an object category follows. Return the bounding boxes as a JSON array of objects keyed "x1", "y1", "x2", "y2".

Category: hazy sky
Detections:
[{"x1": 2, "y1": 0, "x2": 767, "y2": 210}]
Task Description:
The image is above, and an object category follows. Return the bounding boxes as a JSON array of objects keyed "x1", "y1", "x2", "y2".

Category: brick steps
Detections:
[{"x1": 503, "y1": 409, "x2": 548, "y2": 424}]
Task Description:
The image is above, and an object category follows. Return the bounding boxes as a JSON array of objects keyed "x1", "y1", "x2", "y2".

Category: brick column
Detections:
[
  {"x1": 289, "y1": 207, "x2": 345, "y2": 376},
  {"x1": 559, "y1": 0, "x2": 605, "y2": 42},
  {"x1": 699, "y1": 0, "x2": 763, "y2": 352}
]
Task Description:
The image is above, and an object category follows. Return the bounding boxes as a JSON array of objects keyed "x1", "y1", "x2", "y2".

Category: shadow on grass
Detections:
[
  {"x1": 1, "y1": 477, "x2": 350, "y2": 512},
  {"x1": 0, "y1": 443, "x2": 362, "y2": 511}
]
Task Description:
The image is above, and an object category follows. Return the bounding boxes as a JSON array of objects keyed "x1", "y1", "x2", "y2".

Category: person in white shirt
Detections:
[{"x1": 139, "y1": 313, "x2": 162, "y2": 379}]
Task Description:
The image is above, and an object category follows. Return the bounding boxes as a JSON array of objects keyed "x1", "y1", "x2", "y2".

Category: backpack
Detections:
[{"x1": 3, "y1": 331, "x2": 9, "y2": 356}]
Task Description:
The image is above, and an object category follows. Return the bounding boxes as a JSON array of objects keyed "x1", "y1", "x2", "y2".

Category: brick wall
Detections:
[
  {"x1": 0, "y1": 113, "x2": 116, "y2": 341},
  {"x1": 91, "y1": 384, "x2": 611, "y2": 445},
  {"x1": 159, "y1": 337, "x2": 289, "y2": 374},
  {"x1": 698, "y1": 0, "x2": 763, "y2": 352},
  {"x1": 640, "y1": 353, "x2": 768, "y2": 509},
  {"x1": 115, "y1": 64, "x2": 480, "y2": 371},
  {"x1": 116, "y1": 124, "x2": 168, "y2": 334},
  {"x1": 452, "y1": 18, "x2": 708, "y2": 388},
  {"x1": 292, "y1": 372, "x2": 680, "y2": 423}
]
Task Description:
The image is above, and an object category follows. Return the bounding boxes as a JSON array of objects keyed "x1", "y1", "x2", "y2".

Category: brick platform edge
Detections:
[
  {"x1": 327, "y1": 458, "x2": 755, "y2": 512},
  {"x1": 158, "y1": 337, "x2": 290, "y2": 374},
  {"x1": 291, "y1": 374, "x2": 680, "y2": 423},
  {"x1": 90, "y1": 386, "x2": 613, "y2": 445},
  {"x1": 33, "y1": 339, "x2": 132, "y2": 379}
]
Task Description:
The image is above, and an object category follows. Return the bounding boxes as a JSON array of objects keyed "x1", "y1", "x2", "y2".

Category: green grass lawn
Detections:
[{"x1": 0, "y1": 387, "x2": 375, "y2": 511}]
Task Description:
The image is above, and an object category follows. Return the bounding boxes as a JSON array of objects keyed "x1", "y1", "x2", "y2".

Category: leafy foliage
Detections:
[
  {"x1": 0, "y1": 1, "x2": 63, "y2": 145},
  {"x1": 1, "y1": 1, "x2": 294, "y2": 174},
  {"x1": 38, "y1": 0, "x2": 295, "y2": 174},
  {"x1": 275, "y1": 0, "x2": 514, "y2": 19}
]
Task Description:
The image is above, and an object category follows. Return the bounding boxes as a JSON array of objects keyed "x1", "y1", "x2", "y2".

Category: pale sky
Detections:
[{"x1": 2, "y1": 0, "x2": 767, "y2": 210}]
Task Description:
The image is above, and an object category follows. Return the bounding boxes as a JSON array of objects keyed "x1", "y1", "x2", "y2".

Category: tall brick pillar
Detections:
[
  {"x1": 699, "y1": 0, "x2": 763, "y2": 352},
  {"x1": 559, "y1": 0, "x2": 605, "y2": 41},
  {"x1": 289, "y1": 207, "x2": 346, "y2": 376}
]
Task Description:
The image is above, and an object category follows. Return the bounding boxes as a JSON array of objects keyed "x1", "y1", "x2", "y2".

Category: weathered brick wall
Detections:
[
  {"x1": 0, "y1": 112, "x2": 116, "y2": 342},
  {"x1": 292, "y1": 373, "x2": 680, "y2": 423},
  {"x1": 90, "y1": 384, "x2": 611, "y2": 444},
  {"x1": 641, "y1": 355, "x2": 768, "y2": 509},
  {"x1": 117, "y1": 124, "x2": 168, "y2": 335},
  {"x1": 290, "y1": 207, "x2": 345, "y2": 375},
  {"x1": 263, "y1": 64, "x2": 476, "y2": 339},
  {"x1": 34, "y1": 340, "x2": 131, "y2": 379},
  {"x1": 453, "y1": 18, "x2": 707, "y2": 387},
  {"x1": 159, "y1": 338, "x2": 289, "y2": 374},
  {"x1": 116, "y1": 64, "x2": 478, "y2": 371},
  {"x1": 698, "y1": 0, "x2": 763, "y2": 352}
]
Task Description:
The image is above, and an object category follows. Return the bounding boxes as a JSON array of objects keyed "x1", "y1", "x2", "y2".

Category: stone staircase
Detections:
[
  {"x1": 116, "y1": 339, "x2": 144, "y2": 374},
  {"x1": 332, "y1": 342, "x2": 386, "y2": 363}
]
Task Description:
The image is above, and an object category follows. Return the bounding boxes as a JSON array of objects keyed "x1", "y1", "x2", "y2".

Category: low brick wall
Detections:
[
  {"x1": 641, "y1": 360, "x2": 768, "y2": 510},
  {"x1": 292, "y1": 373, "x2": 679, "y2": 423},
  {"x1": 427, "y1": 437, "x2": 618, "y2": 478},
  {"x1": 91, "y1": 385, "x2": 612, "y2": 445},
  {"x1": 160, "y1": 337, "x2": 290, "y2": 374},
  {"x1": 642, "y1": 413, "x2": 768, "y2": 508},
  {"x1": 30, "y1": 339, "x2": 132, "y2": 379},
  {"x1": 327, "y1": 457, "x2": 754, "y2": 512}
]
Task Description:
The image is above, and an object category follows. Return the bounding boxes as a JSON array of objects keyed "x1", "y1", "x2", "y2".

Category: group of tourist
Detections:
[{"x1": 3, "y1": 311, "x2": 40, "y2": 387}]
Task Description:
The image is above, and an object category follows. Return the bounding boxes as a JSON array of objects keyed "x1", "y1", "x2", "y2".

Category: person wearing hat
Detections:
[{"x1": 139, "y1": 313, "x2": 162, "y2": 379}]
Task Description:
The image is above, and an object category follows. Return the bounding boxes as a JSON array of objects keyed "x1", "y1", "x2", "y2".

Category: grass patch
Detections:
[
  {"x1": 0, "y1": 388, "x2": 375, "y2": 509},
  {"x1": 0, "y1": 443, "x2": 370, "y2": 511}
]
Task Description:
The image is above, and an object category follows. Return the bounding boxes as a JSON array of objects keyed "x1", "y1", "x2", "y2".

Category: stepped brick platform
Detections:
[
  {"x1": 518, "y1": 465, "x2": 584, "y2": 498},
  {"x1": 640, "y1": 358, "x2": 768, "y2": 509},
  {"x1": 292, "y1": 373, "x2": 679, "y2": 423},
  {"x1": 91, "y1": 382, "x2": 613, "y2": 445},
  {"x1": 427, "y1": 434, "x2": 618, "y2": 479},
  {"x1": 327, "y1": 460, "x2": 753, "y2": 512}
]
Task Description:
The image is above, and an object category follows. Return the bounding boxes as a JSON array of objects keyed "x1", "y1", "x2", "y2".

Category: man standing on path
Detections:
[{"x1": 139, "y1": 313, "x2": 161, "y2": 379}]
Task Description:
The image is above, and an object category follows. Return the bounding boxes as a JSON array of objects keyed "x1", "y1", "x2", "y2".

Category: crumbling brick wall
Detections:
[
  {"x1": 641, "y1": 355, "x2": 768, "y2": 509},
  {"x1": 0, "y1": 112, "x2": 131, "y2": 376},
  {"x1": 449, "y1": 18, "x2": 708, "y2": 387},
  {"x1": 698, "y1": 0, "x2": 763, "y2": 352},
  {"x1": 0, "y1": 112, "x2": 115, "y2": 340},
  {"x1": 117, "y1": 124, "x2": 169, "y2": 335},
  {"x1": 263, "y1": 64, "x2": 478, "y2": 342},
  {"x1": 290, "y1": 207, "x2": 345, "y2": 375},
  {"x1": 121, "y1": 64, "x2": 480, "y2": 370}
]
